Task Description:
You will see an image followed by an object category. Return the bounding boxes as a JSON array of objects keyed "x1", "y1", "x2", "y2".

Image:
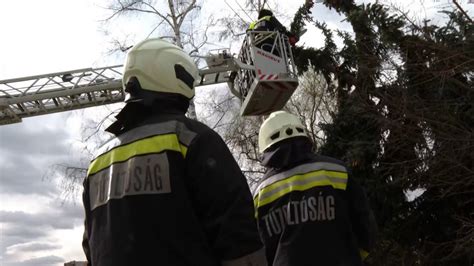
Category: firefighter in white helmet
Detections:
[
  {"x1": 82, "y1": 38, "x2": 267, "y2": 266},
  {"x1": 254, "y1": 110, "x2": 377, "y2": 265}
]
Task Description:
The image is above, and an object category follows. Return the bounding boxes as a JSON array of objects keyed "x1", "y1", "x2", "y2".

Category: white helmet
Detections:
[
  {"x1": 123, "y1": 38, "x2": 199, "y2": 99},
  {"x1": 258, "y1": 111, "x2": 308, "y2": 153}
]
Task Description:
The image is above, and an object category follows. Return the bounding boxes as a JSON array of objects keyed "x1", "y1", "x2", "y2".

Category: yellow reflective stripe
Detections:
[
  {"x1": 87, "y1": 134, "x2": 187, "y2": 176},
  {"x1": 254, "y1": 162, "x2": 347, "y2": 196},
  {"x1": 249, "y1": 21, "x2": 257, "y2": 30},
  {"x1": 261, "y1": 170, "x2": 347, "y2": 197},
  {"x1": 359, "y1": 249, "x2": 369, "y2": 260},
  {"x1": 254, "y1": 170, "x2": 347, "y2": 209},
  {"x1": 94, "y1": 121, "x2": 196, "y2": 159},
  {"x1": 248, "y1": 16, "x2": 272, "y2": 30}
]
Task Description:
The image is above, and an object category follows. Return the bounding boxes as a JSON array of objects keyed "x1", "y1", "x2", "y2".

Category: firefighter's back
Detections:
[
  {"x1": 84, "y1": 115, "x2": 221, "y2": 265},
  {"x1": 255, "y1": 157, "x2": 363, "y2": 266}
]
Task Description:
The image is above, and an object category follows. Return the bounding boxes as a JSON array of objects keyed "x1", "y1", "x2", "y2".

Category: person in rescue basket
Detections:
[
  {"x1": 248, "y1": 9, "x2": 298, "y2": 55},
  {"x1": 254, "y1": 111, "x2": 377, "y2": 266},
  {"x1": 82, "y1": 38, "x2": 267, "y2": 266}
]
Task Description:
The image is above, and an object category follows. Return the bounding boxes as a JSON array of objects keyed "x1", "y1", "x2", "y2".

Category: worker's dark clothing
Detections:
[
  {"x1": 254, "y1": 137, "x2": 376, "y2": 266},
  {"x1": 248, "y1": 15, "x2": 292, "y2": 56},
  {"x1": 249, "y1": 15, "x2": 288, "y2": 34},
  {"x1": 82, "y1": 100, "x2": 265, "y2": 266}
]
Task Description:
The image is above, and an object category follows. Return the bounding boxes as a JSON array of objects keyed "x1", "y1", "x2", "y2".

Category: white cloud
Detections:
[
  {"x1": 6, "y1": 243, "x2": 61, "y2": 255},
  {"x1": 0, "y1": 0, "x2": 112, "y2": 80},
  {"x1": 50, "y1": 226, "x2": 86, "y2": 264}
]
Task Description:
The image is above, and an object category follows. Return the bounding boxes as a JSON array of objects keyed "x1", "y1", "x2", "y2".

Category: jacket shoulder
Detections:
[
  {"x1": 313, "y1": 154, "x2": 348, "y2": 168},
  {"x1": 176, "y1": 116, "x2": 216, "y2": 135},
  {"x1": 93, "y1": 115, "x2": 208, "y2": 160},
  {"x1": 262, "y1": 154, "x2": 348, "y2": 178}
]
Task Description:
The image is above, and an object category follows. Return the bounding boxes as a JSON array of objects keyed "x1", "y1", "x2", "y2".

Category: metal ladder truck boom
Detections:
[
  {"x1": 0, "y1": 31, "x2": 299, "y2": 126},
  {"x1": 0, "y1": 65, "x2": 124, "y2": 125}
]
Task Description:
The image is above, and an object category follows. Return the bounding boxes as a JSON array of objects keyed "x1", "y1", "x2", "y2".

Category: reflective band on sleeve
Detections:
[
  {"x1": 248, "y1": 15, "x2": 272, "y2": 30},
  {"x1": 359, "y1": 249, "x2": 369, "y2": 260},
  {"x1": 88, "y1": 153, "x2": 171, "y2": 210},
  {"x1": 87, "y1": 134, "x2": 187, "y2": 176},
  {"x1": 221, "y1": 248, "x2": 267, "y2": 266},
  {"x1": 254, "y1": 162, "x2": 347, "y2": 197},
  {"x1": 249, "y1": 21, "x2": 257, "y2": 30},
  {"x1": 254, "y1": 169, "x2": 347, "y2": 211}
]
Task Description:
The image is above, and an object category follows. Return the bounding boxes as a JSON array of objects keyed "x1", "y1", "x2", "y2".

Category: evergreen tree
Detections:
[{"x1": 291, "y1": 1, "x2": 474, "y2": 264}]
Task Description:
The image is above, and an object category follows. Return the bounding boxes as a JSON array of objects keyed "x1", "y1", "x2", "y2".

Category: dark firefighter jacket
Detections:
[
  {"x1": 248, "y1": 15, "x2": 297, "y2": 54},
  {"x1": 248, "y1": 15, "x2": 288, "y2": 34},
  {"x1": 254, "y1": 137, "x2": 377, "y2": 266},
  {"x1": 82, "y1": 101, "x2": 265, "y2": 266}
]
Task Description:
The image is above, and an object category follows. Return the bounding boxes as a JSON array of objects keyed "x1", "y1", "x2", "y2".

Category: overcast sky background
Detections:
[{"x1": 0, "y1": 0, "x2": 472, "y2": 265}]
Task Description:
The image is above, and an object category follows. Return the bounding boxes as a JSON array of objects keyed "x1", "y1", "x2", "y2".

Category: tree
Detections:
[
  {"x1": 52, "y1": 109, "x2": 119, "y2": 201},
  {"x1": 104, "y1": 0, "x2": 210, "y2": 49},
  {"x1": 103, "y1": 0, "x2": 215, "y2": 119},
  {"x1": 198, "y1": 68, "x2": 334, "y2": 190},
  {"x1": 55, "y1": 1, "x2": 472, "y2": 263},
  {"x1": 56, "y1": 0, "x2": 215, "y2": 193},
  {"x1": 293, "y1": 0, "x2": 473, "y2": 264},
  {"x1": 198, "y1": 1, "x2": 318, "y2": 190},
  {"x1": 286, "y1": 65, "x2": 337, "y2": 149}
]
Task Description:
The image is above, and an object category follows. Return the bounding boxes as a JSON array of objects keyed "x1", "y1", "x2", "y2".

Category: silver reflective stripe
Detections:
[
  {"x1": 95, "y1": 120, "x2": 196, "y2": 158},
  {"x1": 257, "y1": 173, "x2": 347, "y2": 204},
  {"x1": 89, "y1": 153, "x2": 171, "y2": 210},
  {"x1": 221, "y1": 248, "x2": 267, "y2": 266},
  {"x1": 254, "y1": 162, "x2": 347, "y2": 196}
]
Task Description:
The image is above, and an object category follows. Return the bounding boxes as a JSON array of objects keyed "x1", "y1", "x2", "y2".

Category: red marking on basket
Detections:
[{"x1": 259, "y1": 74, "x2": 279, "y2": 80}]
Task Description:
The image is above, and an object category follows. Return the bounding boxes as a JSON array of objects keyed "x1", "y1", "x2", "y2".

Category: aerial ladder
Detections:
[{"x1": 0, "y1": 31, "x2": 299, "y2": 125}]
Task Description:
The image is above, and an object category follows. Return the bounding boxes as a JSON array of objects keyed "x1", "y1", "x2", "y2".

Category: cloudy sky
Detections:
[
  {"x1": 0, "y1": 0, "x2": 472, "y2": 265},
  {"x1": 0, "y1": 0, "x2": 119, "y2": 264}
]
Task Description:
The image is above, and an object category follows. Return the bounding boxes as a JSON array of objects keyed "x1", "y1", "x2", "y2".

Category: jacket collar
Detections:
[
  {"x1": 105, "y1": 98, "x2": 188, "y2": 136},
  {"x1": 261, "y1": 137, "x2": 314, "y2": 170}
]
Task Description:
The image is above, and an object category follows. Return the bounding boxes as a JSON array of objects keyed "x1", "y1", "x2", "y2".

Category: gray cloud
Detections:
[
  {"x1": 0, "y1": 159, "x2": 60, "y2": 196},
  {"x1": 0, "y1": 113, "x2": 87, "y2": 265},
  {"x1": 0, "y1": 113, "x2": 77, "y2": 166},
  {"x1": 0, "y1": 113, "x2": 84, "y2": 196},
  {"x1": 4, "y1": 255, "x2": 65, "y2": 266},
  {"x1": 0, "y1": 203, "x2": 83, "y2": 230},
  {"x1": 0, "y1": 203, "x2": 84, "y2": 263},
  {"x1": 1, "y1": 211, "x2": 71, "y2": 230},
  {"x1": 6, "y1": 242, "x2": 61, "y2": 253},
  {"x1": 1, "y1": 225, "x2": 48, "y2": 239},
  {"x1": 0, "y1": 124, "x2": 71, "y2": 156},
  {"x1": 0, "y1": 226, "x2": 49, "y2": 255}
]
